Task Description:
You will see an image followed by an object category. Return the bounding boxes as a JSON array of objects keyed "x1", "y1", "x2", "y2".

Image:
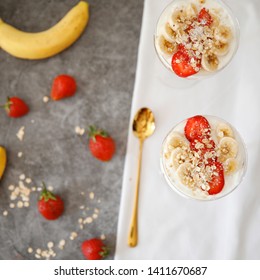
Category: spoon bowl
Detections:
[{"x1": 132, "y1": 108, "x2": 156, "y2": 140}]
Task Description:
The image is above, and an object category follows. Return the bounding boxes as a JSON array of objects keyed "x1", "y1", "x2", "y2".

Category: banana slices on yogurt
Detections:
[
  {"x1": 216, "y1": 122, "x2": 234, "y2": 138},
  {"x1": 216, "y1": 122, "x2": 239, "y2": 175},
  {"x1": 156, "y1": 0, "x2": 237, "y2": 76},
  {"x1": 159, "y1": 35, "x2": 177, "y2": 55},
  {"x1": 165, "y1": 122, "x2": 240, "y2": 178},
  {"x1": 162, "y1": 116, "x2": 246, "y2": 199},
  {"x1": 162, "y1": 116, "x2": 245, "y2": 199}
]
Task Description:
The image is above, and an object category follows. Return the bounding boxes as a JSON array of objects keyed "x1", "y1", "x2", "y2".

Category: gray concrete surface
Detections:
[{"x1": 0, "y1": 0, "x2": 143, "y2": 259}]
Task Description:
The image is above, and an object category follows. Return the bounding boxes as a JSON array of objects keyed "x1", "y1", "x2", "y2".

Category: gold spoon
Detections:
[{"x1": 128, "y1": 108, "x2": 155, "y2": 247}]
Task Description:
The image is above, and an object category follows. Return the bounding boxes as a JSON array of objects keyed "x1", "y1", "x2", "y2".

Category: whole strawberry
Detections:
[
  {"x1": 81, "y1": 238, "x2": 109, "y2": 260},
  {"x1": 38, "y1": 184, "x2": 64, "y2": 220},
  {"x1": 88, "y1": 126, "x2": 116, "y2": 161},
  {"x1": 4, "y1": 96, "x2": 29, "y2": 118},
  {"x1": 51, "y1": 74, "x2": 77, "y2": 101}
]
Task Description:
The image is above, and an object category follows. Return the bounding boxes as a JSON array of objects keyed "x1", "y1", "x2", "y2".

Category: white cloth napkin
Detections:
[{"x1": 115, "y1": 0, "x2": 260, "y2": 259}]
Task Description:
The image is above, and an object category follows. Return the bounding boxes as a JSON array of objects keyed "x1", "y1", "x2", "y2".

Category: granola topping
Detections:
[
  {"x1": 162, "y1": 116, "x2": 246, "y2": 200},
  {"x1": 155, "y1": 0, "x2": 238, "y2": 76}
]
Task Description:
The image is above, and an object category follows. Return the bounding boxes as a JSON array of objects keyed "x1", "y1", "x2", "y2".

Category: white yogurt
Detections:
[
  {"x1": 161, "y1": 116, "x2": 247, "y2": 200},
  {"x1": 154, "y1": 0, "x2": 239, "y2": 78}
]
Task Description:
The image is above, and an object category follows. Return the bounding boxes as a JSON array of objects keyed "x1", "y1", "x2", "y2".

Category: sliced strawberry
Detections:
[
  {"x1": 184, "y1": 115, "x2": 211, "y2": 142},
  {"x1": 207, "y1": 162, "x2": 225, "y2": 195},
  {"x1": 185, "y1": 24, "x2": 194, "y2": 34},
  {"x1": 177, "y1": 44, "x2": 188, "y2": 53},
  {"x1": 198, "y1": 8, "x2": 213, "y2": 26},
  {"x1": 171, "y1": 49, "x2": 201, "y2": 78}
]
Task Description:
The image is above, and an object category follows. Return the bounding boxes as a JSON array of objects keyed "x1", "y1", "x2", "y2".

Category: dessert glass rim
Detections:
[
  {"x1": 160, "y1": 115, "x2": 248, "y2": 201},
  {"x1": 154, "y1": 0, "x2": 241, "y2": 80}
]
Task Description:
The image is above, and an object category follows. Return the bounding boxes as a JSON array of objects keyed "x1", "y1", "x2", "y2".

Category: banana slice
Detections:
[
  {"x1": 158, "y1": 35, "x2": 177, "y2": 55},
  {"x1": 170, "y1": 147, "x2": 189, "y2": 170},
  {"x1": 167, "y1": 132, "x2": 189, "y2": 151},
  {"x1": 212, "y1": 41, "x2": 229, "y2": 56},
  {"x1": 170, "y1": 8, "x2": 187, "y2": 31},
  {"x1": 164, "y1": 23, "x2": 176, "y2": 42},
  {"x1": 211, "y1": 13, "x2": 220, "y2": 28},
  {"x1": 214, "y1": 25, "x2": 232, "y2": 44},
  {"x1": 218, "y1": 137, "x2": 238, "y2": 162},
  {"x1": 216, "y1": 123, "x2": 234, "y2": 139},
  {"x1": 185, "y1": 3, "x2": 198, "y2": 18},
  {"x1": 223, "y1": 158, "x2": 238, "y2": 175},
  {"x1": 201, "y1": 53, "x2": 219, "y2": 72},
  {"x1": 177, "y1": 162, "x2": 195, "y2": 188}
]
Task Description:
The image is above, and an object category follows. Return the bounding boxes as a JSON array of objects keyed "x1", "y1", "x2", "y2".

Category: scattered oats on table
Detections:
[
  {"x1": 19, "y1": 174, "x2": 26, "y2": 180},
  {"x1": 3, "y1": 210, "x2": 8, "y2": 216},
  {"x1": 16, "y1": 126, "x2": 25, "y2": 141},
  {"x1": 43, "y1": 96, "x2": 49, "y2": 103},
  {"x1": 17, "y1": 152, "x2": 23, "y2": 158},
  {"x1": 89, "y1": 192, "x2": 95, "y2": 200}
]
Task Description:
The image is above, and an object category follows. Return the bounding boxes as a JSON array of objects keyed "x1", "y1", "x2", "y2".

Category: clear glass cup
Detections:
[
  {"x1": 160, "y1": 115, "x2": 247, "y2": 201},
  {"x1": 154, "y1": 0, "x2": 240, "y2": 81}
]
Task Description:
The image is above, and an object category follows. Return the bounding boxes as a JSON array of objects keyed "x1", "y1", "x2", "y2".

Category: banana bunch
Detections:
[
  {"x1": 0, "y1": 1, "x2": 89, "y2": 60},
  {"x1": 0, "y1": 146, "x2": 7, "y2": 179},
  {"x1": 216, "y1": 123, "x2": 239, "y2": 174}
]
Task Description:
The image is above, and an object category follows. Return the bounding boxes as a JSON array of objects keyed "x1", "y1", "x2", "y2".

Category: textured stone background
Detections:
[{"x1": 0, "y1": 0, "x2": 143, "y2": 259}]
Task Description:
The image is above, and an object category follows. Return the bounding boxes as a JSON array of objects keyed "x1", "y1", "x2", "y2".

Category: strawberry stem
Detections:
[
  {"x1": 1, "y1": 98, "x2": 12, "y2": 111},
  {"x1": 88, "y1": 126, "x2": 108, "y2": 142},
  {"x1": 39, "y1": 182, "x2": 57, "y2": 202},
  {"x1": 99, "y1": 246, "x2": 109, "y2": 259}
]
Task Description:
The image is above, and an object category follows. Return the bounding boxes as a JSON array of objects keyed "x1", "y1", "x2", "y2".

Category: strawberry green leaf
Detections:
[
  {"x1": 99, "y1": 246, "x2": 109, "y2": 258},
  {"x1": 88, "y1": 126, "x2": 109, "y2": 142},
  {"x1": 39, "y1": 182, "x2": 57, "y2": 202}
]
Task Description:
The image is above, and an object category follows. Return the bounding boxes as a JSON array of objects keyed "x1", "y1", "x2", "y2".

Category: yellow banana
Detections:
[
  {"x1": 0, "y1": 1, "x2": 89, "y2": 59},
  {"x1": 0, "y1": 146, "x2": 7, "y2": 179}
]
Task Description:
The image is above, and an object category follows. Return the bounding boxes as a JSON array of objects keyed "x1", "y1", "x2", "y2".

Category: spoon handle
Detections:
[{"x1": 128, "y1": 139, "x2": 143, "y2": 247}]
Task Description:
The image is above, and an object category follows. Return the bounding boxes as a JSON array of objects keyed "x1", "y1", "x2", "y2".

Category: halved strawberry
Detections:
[
  {"x1": 184, "y1": 115, "x2": 211, "y2": 142},
  {"x1": 177, "y1": 44, "x2": 188, "y2": 53},
  {"x1": 171, "y1": 50, "x2": 200, "y2": 78},
  {"x1": 207, "y1": 162, "x2": 225, "y2": 195},
  {"x1": 198, "y1": 8, "x2": 213, "y2": 26}
]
